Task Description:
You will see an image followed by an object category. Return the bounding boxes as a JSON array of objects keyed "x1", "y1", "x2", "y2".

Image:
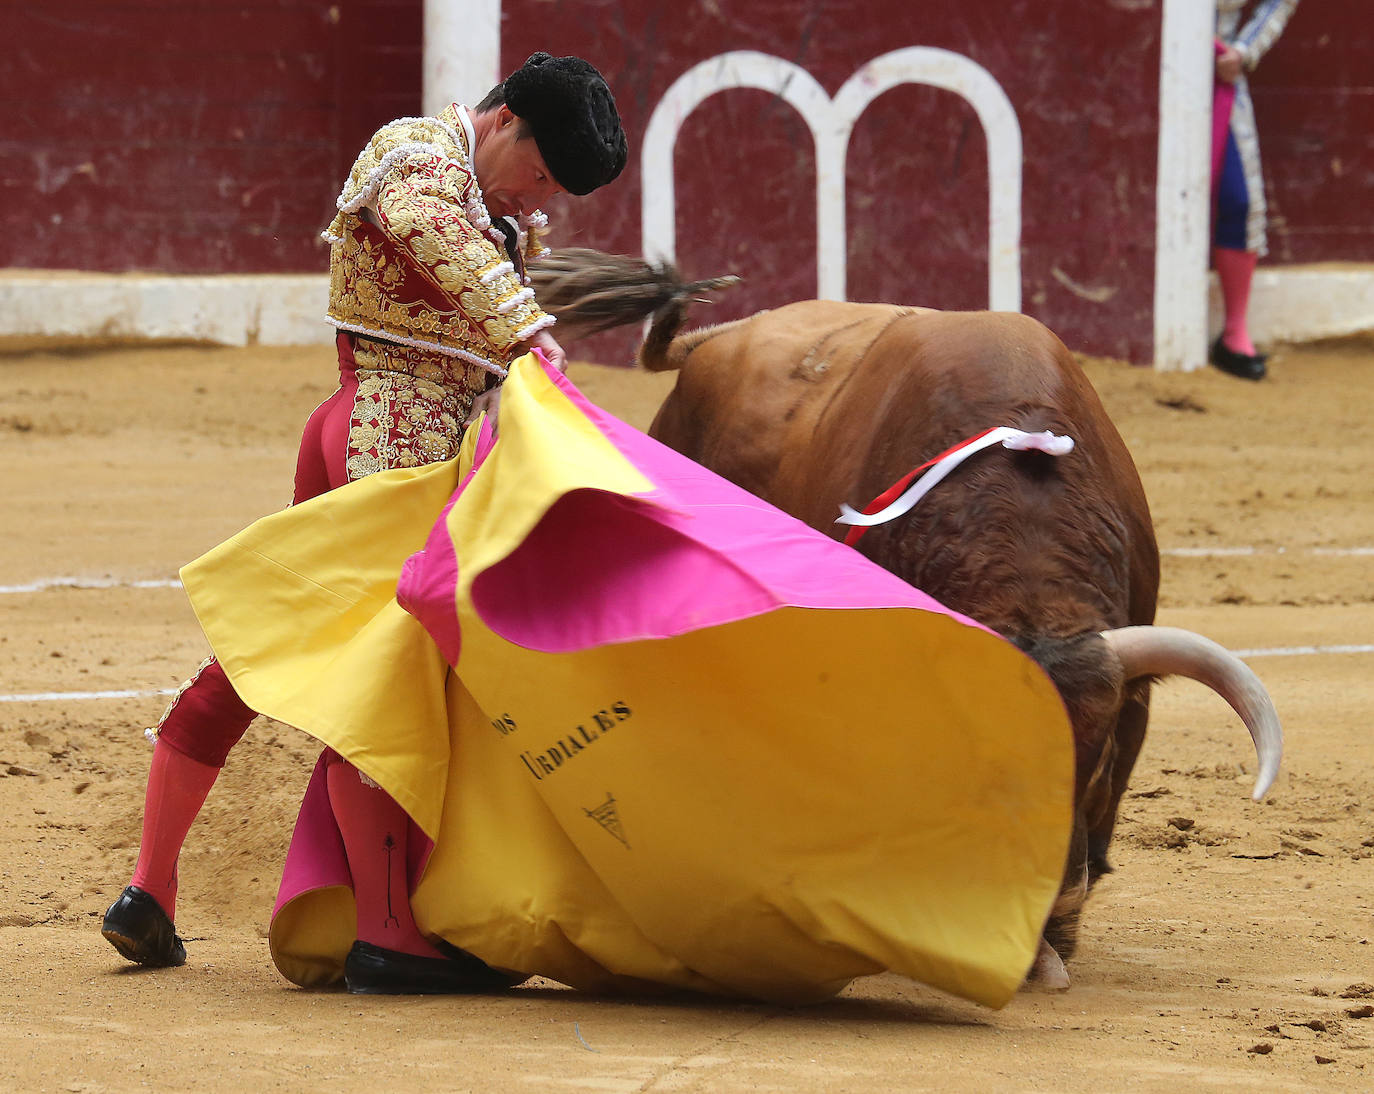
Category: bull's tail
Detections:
[
  {"x1": 528, "y1": 248, "x2": 740, "y2": 371},
  {"x1": 640, "y1": 316, "x2": 755, "y2": 372}
]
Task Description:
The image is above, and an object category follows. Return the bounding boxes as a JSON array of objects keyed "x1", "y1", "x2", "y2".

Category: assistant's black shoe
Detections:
[
  {"x1": 1210, "y1": 336, "x2": 1267, "y2": 380},
  {"x1": 344, "y1": 940, "x2": 525, "y2": 995},
  {"x1": 101, "y1": 886, "x2": 187, "y2": 967}
]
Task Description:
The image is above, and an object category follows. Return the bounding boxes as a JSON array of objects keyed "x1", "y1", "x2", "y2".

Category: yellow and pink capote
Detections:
[{"x1": 180, "y1": 353, "x2": 1075, "y2": 1007}]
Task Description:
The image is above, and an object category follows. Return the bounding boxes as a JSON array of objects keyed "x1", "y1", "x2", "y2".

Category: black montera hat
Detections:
[{"x1": 503, "y1": 52, "x2": 628, "y2": 196}]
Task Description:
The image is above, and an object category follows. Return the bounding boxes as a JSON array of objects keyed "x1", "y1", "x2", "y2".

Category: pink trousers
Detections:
[{"x1": 155, "y1": 335, "x2": 361, "y2": 766}]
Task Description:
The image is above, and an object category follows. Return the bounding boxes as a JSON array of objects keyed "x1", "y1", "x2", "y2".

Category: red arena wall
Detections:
[
  {"x1": 507, "y1": 3, "x2": 1164, "y2": 361},
  {"x1": 1245, "y1": 4, "x2": 1374, "y2": 264},
  {"x1": 4, "y1": 0, "x2": 420, "y2": 274},
  {"x1": 4, "y1": 2, "x2": 1369, "y2": 362}
]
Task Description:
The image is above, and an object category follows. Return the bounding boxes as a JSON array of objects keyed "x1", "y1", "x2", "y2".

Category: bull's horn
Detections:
[{"x1": 1100, "y1": 626, "x2": 1283, "y2": 801}]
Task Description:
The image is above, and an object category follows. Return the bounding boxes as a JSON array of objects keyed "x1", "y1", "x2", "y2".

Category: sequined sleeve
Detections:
[
  {"x1": 323, "y1": 114, "x2": 553, "y2": 356},
  {"x1": 372, "y1": 151, "x2": 553, "y2": 353},
  {"x1": 1233, "y1": 0, "x2": 1300, "y2": 70}
]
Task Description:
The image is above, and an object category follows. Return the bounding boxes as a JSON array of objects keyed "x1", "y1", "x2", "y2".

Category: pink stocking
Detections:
[
  {"x1": 1214, "y1": 246, "x2": 1259, "y2": 357},
  {"x1": 128, "y1": 742, "x2": 221, "y2": 922},
  {"x1": 325, "y1": 755, "x2": 443, "y2": 959}
]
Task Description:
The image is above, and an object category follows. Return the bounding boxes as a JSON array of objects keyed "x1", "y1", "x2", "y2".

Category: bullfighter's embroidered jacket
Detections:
[
  {"x1": 1214, "y1": 0, "x2": 1301, "y2": 253},
  {"x1": 1216, "y1": 0, "x2": 1300, "y2": 72},
  {"x1": 323, "y1": 103, "x2": 554, "y2": 379}
]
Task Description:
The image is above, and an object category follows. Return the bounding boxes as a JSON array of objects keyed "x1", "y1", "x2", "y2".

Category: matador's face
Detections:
[{"x1": 473, "y1": 105, "x2": 564, "y2": 219}]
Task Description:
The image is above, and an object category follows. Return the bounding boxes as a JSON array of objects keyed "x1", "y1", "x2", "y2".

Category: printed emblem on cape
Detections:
[{"x1": 585, "y1": 792, "x2": 629, "y2": 849}]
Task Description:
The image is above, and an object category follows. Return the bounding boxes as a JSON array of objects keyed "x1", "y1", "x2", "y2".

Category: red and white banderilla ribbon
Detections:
[{"x1": 835, "y1": 427, "x2": 1075, "y2": 546}]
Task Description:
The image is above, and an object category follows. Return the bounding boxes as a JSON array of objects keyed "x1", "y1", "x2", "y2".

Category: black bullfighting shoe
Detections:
[
  {"x1": 1210, "y1": 336, "x2": 1268, "y2": 381},
  {"x1": 101, "y1": 886, "x2": 187, "y2": 967},
  {"x1": 344, "y1": 940, "x2": 527, "y2": 995}
]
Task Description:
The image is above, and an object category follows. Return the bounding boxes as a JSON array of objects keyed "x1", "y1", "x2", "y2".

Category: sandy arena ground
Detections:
[{"x1": 1, "y1": 333, "x2": 1372, "y2": 1092}]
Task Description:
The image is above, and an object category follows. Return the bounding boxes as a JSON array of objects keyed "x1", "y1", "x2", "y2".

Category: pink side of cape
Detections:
[
  {"x1": 278, "y1": 357, "x2": 989, "y2": 922},
  {"x1": 398, "y1": 355, "x2": 985, "y2": 657},
  {"x1": 272, "y1": 757, "x2": 347, "y2": 918},
  {"x1": 395, "y1": 416, "x2": 498, "y2": 666}
]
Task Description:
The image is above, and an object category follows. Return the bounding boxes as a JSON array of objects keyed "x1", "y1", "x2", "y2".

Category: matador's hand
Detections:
[
  {"x1": 523, "y1": 329, "x2": 568, "y2": 373},
  {"x1": 465, "y1": 385, "x2": 501, "y2": 429}
]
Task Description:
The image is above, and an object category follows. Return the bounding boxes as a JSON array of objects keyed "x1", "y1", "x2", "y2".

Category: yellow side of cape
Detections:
[{"x1": 180, "y1": 355, "x2": 1074, "y2": 1007}]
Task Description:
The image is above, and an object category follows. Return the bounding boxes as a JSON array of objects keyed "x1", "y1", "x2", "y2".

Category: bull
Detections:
[{"x1": 531, "y1": 250, "x2": 1283, "y2": 988}]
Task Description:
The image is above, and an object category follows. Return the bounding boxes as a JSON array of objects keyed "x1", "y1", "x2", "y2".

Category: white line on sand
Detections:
[
  {"x1": 1, "y1": 688, "x2": 178, "y2": 704},
  {"x1": 0, "y1": 577, "x2": 182, "y2": 594},
  {"x1": 1231, "y1": 644, "x2": 1374, "y2": 659},
  {"x1": 5, "y1": 645, "x2": 1372, "y2": 704},
  {"x1": 1162, "y1": 546, "x2": 1374, "y2": 558}
]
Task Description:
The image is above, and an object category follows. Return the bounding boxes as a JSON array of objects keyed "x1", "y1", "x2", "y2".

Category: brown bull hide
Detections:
[
  {"x1": 646, "y1": 301, "x2": 1160, "y2": 971},
  {"x1": 531, "y1": 252, "x2": 1278, "y2": 986}
]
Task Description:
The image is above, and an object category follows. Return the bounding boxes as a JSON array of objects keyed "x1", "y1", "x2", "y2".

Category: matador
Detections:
[{"x1": 102, "y1": 52, "x2": 627, "y2": 991}]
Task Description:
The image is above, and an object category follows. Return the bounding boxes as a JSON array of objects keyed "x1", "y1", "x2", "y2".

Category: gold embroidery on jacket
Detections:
[
  {"x1": 147, "y1": 655, "x2": 218, "y2": 738},
  {"x1": 345, "y1": 339, "x2": 488, "y2": 480},
  {"x1": 326, "y1": 109, "x2": 552, "y2": 365}
]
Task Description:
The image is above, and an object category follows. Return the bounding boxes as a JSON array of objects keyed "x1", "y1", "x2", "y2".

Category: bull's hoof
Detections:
[{"x1": 1025, "y1": 937, "x2": 1071, "y2": 991}]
